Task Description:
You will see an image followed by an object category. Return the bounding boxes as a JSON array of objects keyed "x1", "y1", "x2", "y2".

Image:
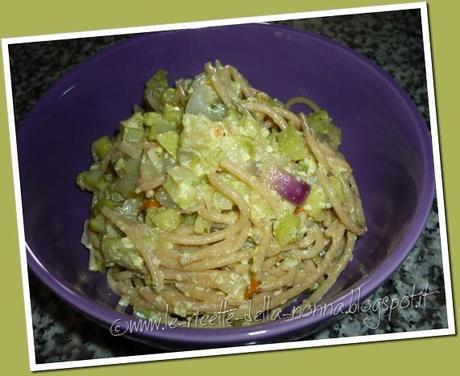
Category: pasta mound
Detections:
[{"x1": 77, "y1": 61, "x2": 366, "y2": 326}]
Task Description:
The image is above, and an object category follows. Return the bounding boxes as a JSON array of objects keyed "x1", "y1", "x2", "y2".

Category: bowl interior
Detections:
[{"x1": 18, "y1": 24, "x2": 433, "y2": 344}]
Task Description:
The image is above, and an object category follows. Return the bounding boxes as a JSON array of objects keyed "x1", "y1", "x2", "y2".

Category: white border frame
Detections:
[{"x1": 1, "y1": 1, "x2": 455, "y2": 372}]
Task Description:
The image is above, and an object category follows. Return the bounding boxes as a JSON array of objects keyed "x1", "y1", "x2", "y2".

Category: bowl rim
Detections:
[{"x1": 22, "y1": 22, "x2": 435, "y2": 347}]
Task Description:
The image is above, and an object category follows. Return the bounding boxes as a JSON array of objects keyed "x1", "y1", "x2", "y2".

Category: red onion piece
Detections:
[{"x1": 267, "y1": 168, "x2": 310, "y2": 206}]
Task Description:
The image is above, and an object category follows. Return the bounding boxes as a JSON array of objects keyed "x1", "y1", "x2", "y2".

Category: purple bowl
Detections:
[{"x1": 18, "y1": 23, "x2": 434, "y2": 348}]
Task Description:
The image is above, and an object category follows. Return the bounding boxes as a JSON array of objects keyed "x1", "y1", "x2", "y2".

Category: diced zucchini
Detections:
[
  {"x1": 121, "y1": 112, "x2": 145, "y2": 142},
  {"x1": 218, "y1": 134, "x2": 254, "y2": 165},
  {"x1": 147, "y1": 148, "x2": 166, "y2": 174},
  {"x1": 144, "y1": 112, "x2": 176, "y2": 141},
  {"x1": 113, "y1": 174, "x2": 139, "y2": 199},
  {"x1": 91, "y1": 198, "x2": 117, "y2": 216},
  {"x1": 113, "y1": 156, "x2": 140, "y2": 178},
  {"x1": 88, "y1": 214, "x2": 106, "y2": 232},
  {"x1": 307, "y1": 110, "x2": 332, "y2": 134},
  {"x1": 162, "y1": 87, "x2": 180, "y2": 106},
  {"x1": 163, "y1": 103, "x2": 182, "y2": 125},
  {"x1": 307, "y1": 110, "x2": 342, "y2": 149},
  {"x1": 298, "y1": 156, "x2": 317, "y2": 176},
  {"x1": 167, "y1": 165, "x2": 196, "y2": 183},
  {"x1": 146, "y1": 207, "x2": 181, "y2": 231},
  {"x1": 100, "y1": 236, "x2": 144, "y2": 270},
  {"x1": 113, "y1": 158, "x2": 126, "y2": 176},
  {"x1": 182, "y1": 213, "x2": 197, "y2": 227},
  {"x1": 91, "y1": 136, "x2": 112, "y2": 161},
  {"x1": 277, "y1": 125, "x2": 308, "y2": 161},
  {"x1": 76, "y1": 170, "x2": 107, "y2": 192},
  {"x1": 133, "y1": 307, "x2": 162, "y2": 321},
  {"x1": 119, "y1": 198, "x2": 142, "y2": 216},
  {"x1": 146, "y1": 69, "x2": 168, "y2": 89},
  {"x1": 194, "y1": 215, "x2": 211, "y2": 234},
  {"x1": 122, "y1": 127, "x2": 144, "y2": 142},
  {"x1": 144, "y1": 69, "x2": 169, "y2": 111},
  {"x1": 156, "y1": 131, "x2": 179, "y2": 159},
  {"x1": 303, "y1": 185, "x2": 327, "y2": 221},
  {"x1": 273, "y1": 212, "x2": 300, "y2": 246},
  {"x1": 162, "y1": 166, "x2": 198, "y2": 211},
  {"x1": 240, "y1": 112, "x2": 269, "y2": 139},
  {"x1": 122, "y1": 112, "x2": 144, "y2": 127},
  {"x1": 143, "y1": 112, "x2": 160, "y2": 127}
]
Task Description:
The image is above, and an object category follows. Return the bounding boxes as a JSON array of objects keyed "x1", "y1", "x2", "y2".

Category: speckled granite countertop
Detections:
[{"x1": 9, "y1": 9, "x2": 447, "y2": 364}]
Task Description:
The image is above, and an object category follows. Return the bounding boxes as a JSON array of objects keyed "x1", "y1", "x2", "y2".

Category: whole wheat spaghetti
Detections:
[{"x1": 77, "y1": 61, "x2": 366, "y2": 326}]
